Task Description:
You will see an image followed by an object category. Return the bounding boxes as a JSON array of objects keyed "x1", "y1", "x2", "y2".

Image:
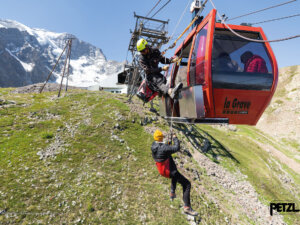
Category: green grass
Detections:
[
  {"x1": 0, "y1": 90, "x2": 190, "y2": 224},
  {"x1": 238, "y1": 126, "x2": 300, "y2": 163},
  {"x1": 281, "y1": 138, "x2": 300, "y2": 151},
  {"x1": 0, "y1": 88, "x2": 299, "y2": 224},
  {"x1": 274, "y1": 99, "x2": 283, "y2": 105}
]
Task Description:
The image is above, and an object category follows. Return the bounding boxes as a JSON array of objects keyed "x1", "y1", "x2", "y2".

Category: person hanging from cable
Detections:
[
  {"x1": 137, "y1": 38, "x2": 182, "y2": 99},
  {"x1": 151, "y1": 129, "x2": 199, "y2": 216}
]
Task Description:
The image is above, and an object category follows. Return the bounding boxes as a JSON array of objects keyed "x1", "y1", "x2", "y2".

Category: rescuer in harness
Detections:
[
  {"x1": 151, "y1": 129, "x2": 199, "y2": 216},
  {"x1": 137, "y1": 38, "x2": 183, "y2": 99}
]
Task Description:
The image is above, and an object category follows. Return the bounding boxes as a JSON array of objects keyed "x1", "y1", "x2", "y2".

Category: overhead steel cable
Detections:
[
  {"x1": 251, "y1": 13, "x2": 300, "y2": 25},
  {"x1": 208, "y1": 0, "x2": 300, "y2": 43},
  {"x1": 146, "y1": 0, "x2": 162, "y2": 17},
  {"x1": 150, "y1": 0, "x2": 171, "y2": 18},
  {"x1": 169, "y1": 0, "x2": 192, "y2": 42},
  {"x1": 227, "y1": 0, "x2": 298, "y2": 21},
  {"x1": 142, "y1": 0, "x2": 170, "y2": 32}
]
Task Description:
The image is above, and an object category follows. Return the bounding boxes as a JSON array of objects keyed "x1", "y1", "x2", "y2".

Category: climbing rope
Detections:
[
  {"x1": 168, "y1": 99, "x2": 176, "y2": 143},
  {"x1": 169, "y1": 0, "x2": 192, "y2": 43},
  {"x1": 162, "y1": 14, "x2": 198, "y2": 55},
  {"x1": 168, "y1": 48, "x2": 184, "y2": 142},
  {"x1": 208, "y1": 0, "x2": 300, "y2": 43},
  {"x1": 162, "y1": 0, "x2": 208, "y2": 55}
]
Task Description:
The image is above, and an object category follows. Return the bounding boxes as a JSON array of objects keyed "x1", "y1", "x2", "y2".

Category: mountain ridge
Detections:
[{"x1": 0, "y1": 19, "x2": 124, "y2": 88}]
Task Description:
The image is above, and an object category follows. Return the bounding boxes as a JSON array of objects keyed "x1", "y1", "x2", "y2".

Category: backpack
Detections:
[
  {"x1": 136, "y1": 79, "x2": 158, "y2": 103},
  {"x1": 155, "y1": 158, "x2": 171, "y2": 178}
]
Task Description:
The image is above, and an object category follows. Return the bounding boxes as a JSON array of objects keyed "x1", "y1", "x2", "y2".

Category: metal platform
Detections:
[{"x1": 163, "y1": 117, "x2": 229, "y2": 124}]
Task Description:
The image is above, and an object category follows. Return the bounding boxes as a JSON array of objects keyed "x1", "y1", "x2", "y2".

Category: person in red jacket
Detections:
[
  {"x1": 151, "y1": 129, "x2": 198, "y2": 216},
  {"x1": 241, "y1": 51, "x2": 268, "y2": 73}
]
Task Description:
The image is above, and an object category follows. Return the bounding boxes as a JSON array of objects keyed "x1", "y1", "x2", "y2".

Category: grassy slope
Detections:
[
  {"x1": 194, "y1": 125, "x2": 300, "y2": 225},
  {"x1": 0, "y1": 89, "x2": 299, "y2": 224},
  {"x1": 0, "y1": 90, "x2": 188, "y2": 224}
]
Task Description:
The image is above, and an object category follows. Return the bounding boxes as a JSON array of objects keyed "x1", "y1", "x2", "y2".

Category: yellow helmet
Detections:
[
  {"x1": 137, "y1": 38, "x2": 148, "y2": 52},
  {"x1": 154, "y1": 129, "x2": 164, "y2": 141}
]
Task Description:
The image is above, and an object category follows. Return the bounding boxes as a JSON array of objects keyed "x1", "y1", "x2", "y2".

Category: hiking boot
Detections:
[
  {"x1": 169, "y1": 83, "x2": 183, "y2": 99},
  {"x1": 184, "y1": 207, "x2": 199, "y2": 216},
  {"x1": 170, "y1": 192, "x2": 176, "y2": 201},
  {"x1": 149, "y1": 107, "x2": 157, "y2": 113}
]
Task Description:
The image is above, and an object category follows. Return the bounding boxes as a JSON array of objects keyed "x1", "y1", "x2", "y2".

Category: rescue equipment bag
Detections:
[
  {"x1": 155, "y1": 158, "x2": 170, "y2": 178},
  {"x1": 136, "y1": 79, "x2": 158, "y2": 103}
]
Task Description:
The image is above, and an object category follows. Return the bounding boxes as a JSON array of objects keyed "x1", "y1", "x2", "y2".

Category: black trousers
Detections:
[
  {"x1": 171, "y1": 171, "x2": 191, "y2": 207},
  {"x1": 148, "y1": 73, "x2": 169, "y2": 96}
]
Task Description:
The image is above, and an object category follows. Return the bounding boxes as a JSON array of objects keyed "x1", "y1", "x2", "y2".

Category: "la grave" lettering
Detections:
[{"x1": 224, "y1": 97, "x2": 251, "y2": 110}]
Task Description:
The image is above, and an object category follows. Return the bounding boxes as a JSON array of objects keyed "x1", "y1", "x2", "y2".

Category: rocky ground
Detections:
[{"x1": 10, "y1": 82, "x2": 82, "y2": 94}]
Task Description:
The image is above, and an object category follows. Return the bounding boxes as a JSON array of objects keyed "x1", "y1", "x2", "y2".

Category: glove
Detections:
[
  {"x1": 171, "y1": 56, "x2": 180, "y2": 63},
  {"x1": 162, "y1": 65, "x2": 170, "y2": 71}
]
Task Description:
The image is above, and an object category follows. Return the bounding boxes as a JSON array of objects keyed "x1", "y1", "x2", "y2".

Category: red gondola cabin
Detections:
[{"x1": 160, "y1": 9, "x2": 278, "y2": 125}]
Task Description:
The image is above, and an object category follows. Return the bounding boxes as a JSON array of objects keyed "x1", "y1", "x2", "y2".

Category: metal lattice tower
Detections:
[{"x1": 120, "y1": 13, "x2": 169, "y2": 100}]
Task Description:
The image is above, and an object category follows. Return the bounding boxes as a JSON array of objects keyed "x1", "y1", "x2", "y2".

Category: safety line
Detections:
[
  {"x1": 169, "y1": 0, "x2": 192, "y2": 42},
  {"x1": 208, "y1": 0, "x2": 300, "y2": 43},
  {"x1": 162, "y1": 0, "x2": 208, "y2": 54},
  {"x1": 227, "y1": 0, "x2": 297, "y2": 21}
]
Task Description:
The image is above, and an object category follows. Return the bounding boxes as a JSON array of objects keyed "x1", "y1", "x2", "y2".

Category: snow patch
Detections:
[
  {"x1": 31, "y1": 28, "x2": 64, "y2": 45},
  {"x1": 63, "y1": 56, "x2": 124, "y2": 87},
  {"x1": 52, "y1": 47, "x2": 63, "y2": 56},
  {"x1": 0, "y1": 19, "x2": 34, "y2": 35},
  {"x1": 20, "y1": 61, "x2": 35, "y2": 72},
  {"x1": 5, "y1": 48, "x2": 35, "y2": 72}
]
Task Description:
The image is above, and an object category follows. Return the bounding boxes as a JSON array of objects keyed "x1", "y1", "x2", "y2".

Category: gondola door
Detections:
[{"x1": 171, "y1": 9, "x2": 216, "y2": 120}]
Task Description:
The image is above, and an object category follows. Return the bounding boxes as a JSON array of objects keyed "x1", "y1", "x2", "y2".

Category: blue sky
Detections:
[{"x1": 0, "y1": 0, "x2": 299, "y2": 68}]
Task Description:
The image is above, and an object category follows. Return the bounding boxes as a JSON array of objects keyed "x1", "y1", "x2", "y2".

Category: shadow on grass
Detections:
[{"x1": 173, "y1": 123, "x2": 240, "y2": 164}]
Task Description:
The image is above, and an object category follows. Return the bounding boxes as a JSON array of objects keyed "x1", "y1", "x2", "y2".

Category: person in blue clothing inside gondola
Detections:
[
  {"x1": 214, "y1": 52, "x2": 239, "y2": 72},
  {"x1": 137, "y1": 38, "x2": 183, "y2": 99}
]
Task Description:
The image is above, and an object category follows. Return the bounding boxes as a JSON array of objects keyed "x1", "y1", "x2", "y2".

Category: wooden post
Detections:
[
  {"x1": 65, "y1": 39, "x2": 73, "y2": 92},
  {"x1": 39, "y1": 42, "x2": 69, "y2": 93},
  {"x1": 58, "y1": 40, "x2": 72, "y2": 97}
]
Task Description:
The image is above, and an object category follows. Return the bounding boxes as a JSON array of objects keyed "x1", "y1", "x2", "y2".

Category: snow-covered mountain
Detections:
[{"x1": 0, "y1": 19, "x2": 124, "y2": 87}]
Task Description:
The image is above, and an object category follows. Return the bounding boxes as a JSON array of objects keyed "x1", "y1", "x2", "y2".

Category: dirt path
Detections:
[{"x1": 254, "y1": 140, "x2": 300, "y2": 174}]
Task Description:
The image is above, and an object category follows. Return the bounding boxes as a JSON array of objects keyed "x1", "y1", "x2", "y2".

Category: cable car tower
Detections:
[{"x1": 120, "y1": 13, "x2": 169, "y2": 100}]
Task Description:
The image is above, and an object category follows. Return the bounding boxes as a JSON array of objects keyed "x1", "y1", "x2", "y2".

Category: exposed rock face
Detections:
[{"x1": 0, "y1": 19, "x2": 123, "y2": 88}]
